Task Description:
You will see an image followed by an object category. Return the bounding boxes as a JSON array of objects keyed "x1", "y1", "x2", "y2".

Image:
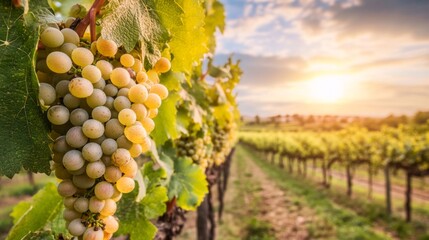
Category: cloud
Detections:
[{"x1": 215, "y1": 53, "x2": 311, "y2": 87}]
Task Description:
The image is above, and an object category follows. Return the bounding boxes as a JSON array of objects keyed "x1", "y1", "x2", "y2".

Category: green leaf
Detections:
[
  {"x1": 205, "y1": 0, "x2": 226, "y2": 52},
  {"x1": 0, "y1": 0, "x2": 51, "y2": 178},
  {"x1": 101, "y1": 0, "x2": 168, "y2": 64},
  {"x1": 168, "y1": 157, "x2": 208, "y2": 210},
  {"x1": 160, "y1": 71, "x2": 184, "y2": 92},
  {"x1": 168, "y1": 0, "x2": 209, "y2": 74},
  {"x1": 116, "y1": 175, "x2": 168, "y2": 239},
  {"x1": 151, "y1": 91, "x2": 181, "y2": 146},
  {"x1": 22, "y1": 230, "x2": 55, "y2": 240},
  {"x1": 7, "y1": 183, "x2": 63, "y2": 240},
  {"x1": 10, "y1": 201, "x2": 31, "y2": 224}
]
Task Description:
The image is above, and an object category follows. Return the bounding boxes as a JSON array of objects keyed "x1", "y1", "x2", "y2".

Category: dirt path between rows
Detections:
[
  {"x1": 246, "y1": 154, "x2": 312, "y2": 239},
  {"x1": 179, "y1": 148, "x2": 315, "y2": 240}
]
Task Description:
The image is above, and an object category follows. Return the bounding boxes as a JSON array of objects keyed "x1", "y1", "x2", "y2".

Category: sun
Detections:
[{"x1": 306, "y1": 75, "x2": 346, "y2": 103}]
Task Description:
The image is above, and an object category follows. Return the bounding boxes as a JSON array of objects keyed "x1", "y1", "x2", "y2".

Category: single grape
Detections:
[
  {"x1": 63, "y1": 208, "x2": 81, "y2": 222},
  {"x1": 119, "y1": 159, "x2": 138, "y2": 178},
  {"x1": 39, "y1": 83, "x2": 56, "y2": 105},
  {"x1": 96, "y1": 38, "x2": 118, "y2": 57},
  {"x1": 103, "y1": 84, "x2": 118, "y2": 97},
  {"x1": 105, "y1": 119, "x2": 124, "y2": 139},
  {"x1": 61, "y1": 28, "x2": 80, "y2": 45},
  {"x1": 150, "y1": 84, "x2": 169, "y2": 100},
  {"x1": 113, "y1": 96, "x2": 131, "y2": 112},
  {"x1": 128, "y1": 143, "x2": 142, "y2": 158},
  {"x1": 94, "y1": 181, "x2": 114, "y2": 200},
  {"x1": 82, "y1": 119, "x2": 105, "y2": 139},
  {"x1": 154, "y1": 57, "x2": 171, "y2": 73},
  {"x1": 140, "y1": 117, "x2": 155, "y2": 133},
  {"x1": 118, "y1": 108, "x2": 137, "y2": 126},
  {"x1": 71, "y1": 47, "x2": 94, "y2": 67},
  {"x1": 120, "y1": 54, "x2": 135, "y2": 68},
  {"x1": 86, "y1": 161, "x2": 106, "y2": 179},
  {"x1": 136, "y1": 71, "x2": 148, "y2": 83},
  {"x1": 54, "y1": 163, "x2": 72, "y2": 179},
  {"x1": 128, "y1": 84, "x2": 148, "y2": 103},
  {"x1": 93, "y1": 78, "x2": 106, "y2": 90},
  {"x1": 70, "y1": 108, "x2": 89, "y2": 126},
  {"x1": 69, "y1": 77, "x2": 94, "y2": 98},
  {"x1": 104, "y1": 166, "x2": 122, "y2": 183},
  {"x1": 124, "y1": 124, "x2": 147, "y2": 144},
  {"x1": 83, "y1": 227, "x2": 104, "y2": 240},
  {"x1": 82, "y1": 142, "x2": 103, "y2": 162},
  {"x1": 110, "y1": 67, "x2": 130, "y2": 87},
  {"x1": 74, "y1": 197, "x2": 89, "y2": 213},
  {"x1": 101, "y1": 138, "x2": 117, "y2": 155},
  {"x1": 111, "y1": 148, "x2": 131, "y2": 167},
  {"x1": 103, "y1": 216, "x2": 119, "y2": 234},
  {"x1": 100, "y1": 199, "x2": 117, "y2": 216},
  {"x1": 131, "y1": 103, "x2": 147, "y2": 121},
  {"x1": 144, "y1": 93, "x2": 161, "y2": 109},
  {"x1": 57, "y1": 180, "x2": 77, "y2": 197},
  {"x1": 89, "y1": 196, "x2": 105, "y2": 213},
  {"x1": 40, "y1": 27, "x2": 64, "y2": 48},
  {"x1": 63, "y1": 150, "x2": 85, "y2": 171},
  {"x1": 64, "y1": 17, "x2": 76, "y2": 28},
  {"x1": 63, "y1": 196, "x2": 77, "y2": 209},
  {"x1": 117, "y1": 88, "x2": 129, "y2": 97},
  {"x1": 104, "y1": 96, "x2": 115, "y2": 110},
  {"x1": 68, "y1": 218, "x2": 86, "y2": 236},
  {"x1": 46, "y1": 51, "x2": 72, "y2": 74},
  {"x1": 115, "y1": 177, "x2": 135, "y2": 193},
  {"x1": 66, "y1": 126, "x2": 88, "y2": 148},
  {"x1": 72, "y1": 174, "x2": 96, "y2": 189},
  {"x1": 60, "y1": 43, "x2": 77, "y2": 57},
  {"x1": 55, "y1": 80, "x2": 70, "y2": 97},
  {"x1": 63, "y1": 93, "x2": 81, "y2": 109},
  {"x1": 116, "y1": 135, "x2": 133, "y2": 149},
  {"x1": 91, "y1": 106, "x2": 111, "y2": 123},
  {"x1": 82, "y1": 65, "x2": 102, "y2": 83},
  {"x1": 132, "y1": 59, "x2": 143, "y2": 73},
  {"x1": 148, "y1": 108, "x2": 158, "y2": 118},
  {"x1": 96, "y1": 60, "x2": 113, "y2": 80},
  {"x1": 87, "y1": 89, "x2": 107, "y2": 108},
  {"x1": 47, "y1": 105, "x2": 70, "y2": 125}
]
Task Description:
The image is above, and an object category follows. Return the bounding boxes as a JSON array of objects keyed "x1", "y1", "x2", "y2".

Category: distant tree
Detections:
[
  {"x1": 254, "y1": 115, "x2": 260, "y2": 124},
  {"x1": 413, "y1": 111, "x2": 429, "y2": 125}
]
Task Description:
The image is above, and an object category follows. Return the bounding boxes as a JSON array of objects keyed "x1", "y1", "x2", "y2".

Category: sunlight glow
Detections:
[{"x1": 306, "y1": 75, "x2": 347, "y2": 103}]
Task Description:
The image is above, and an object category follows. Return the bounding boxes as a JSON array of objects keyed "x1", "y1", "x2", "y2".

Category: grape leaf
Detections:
[
  {"x1": 10, "y1": 201, "x2": 31, "y2": 224},
  {"x1": 168, "y1": 157, "x2": 208, "y2": 210},
  {"x1": 116, "y1": 172, "x2": 168, "y2": 239},
  {"x1": 205, "y1": 0, "x2": 226, "y2": 52},
  {"x1": 0, "y1": 0, "x2": 52, "y2": 178},
  {"x1": 22, "y1": 231, "x2": 56, "y2": 240},
  {"x1": 157, "y1": 0, "x2": 208, "y2": 74},
  {"x1": 151, "y1": 91, "x2": 181, "y2": 146},
  {"x1": 160, "y1": 71, "x2": 184, "y2": 92},
  {"x1": 7, "y1": 183, "x2": 63, "y2": 240}
]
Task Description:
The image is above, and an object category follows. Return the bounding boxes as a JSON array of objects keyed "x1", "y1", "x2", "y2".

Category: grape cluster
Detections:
[
  {"x1": 212, "y1": 124, "x2": 234, "y2": 165},
  {"x1": 36, "y1": 25, "x2": 170, "y2": 240},
  {"x1": 176, "y1": 135, "x2": 211, "y2": 168}
]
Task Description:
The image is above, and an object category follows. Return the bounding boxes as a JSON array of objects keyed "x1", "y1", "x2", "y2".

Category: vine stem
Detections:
[{"x1": 74, "y1": 0, "x2": 105, "y2": 42}]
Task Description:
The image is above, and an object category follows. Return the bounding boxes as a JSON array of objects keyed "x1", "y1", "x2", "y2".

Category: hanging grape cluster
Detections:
[
  {"x1": 175, "y1": 134, "x2": 212, "y2": 169},
  {"x1": 36, "y1": 23, "x2": 170, "y2": 240},
  {"x1": 212, "y1": 123, "x2": 236, "y2": 165}
]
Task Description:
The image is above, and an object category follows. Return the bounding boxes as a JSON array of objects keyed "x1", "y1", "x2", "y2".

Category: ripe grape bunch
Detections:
[
  {"x1": 175, "y1": 134, "x2": 211, "y2": 169},
  {"x1": 36, "y1": 24, "x2": 170, "y2": 240},
  {"x1": 212, "y1": 124, "x2": 233, "y2": 165}
]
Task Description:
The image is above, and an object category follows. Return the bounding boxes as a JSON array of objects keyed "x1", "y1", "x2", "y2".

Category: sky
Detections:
[{"x1": 216, "y1": 0, "x2": 429, "y2": 117}]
